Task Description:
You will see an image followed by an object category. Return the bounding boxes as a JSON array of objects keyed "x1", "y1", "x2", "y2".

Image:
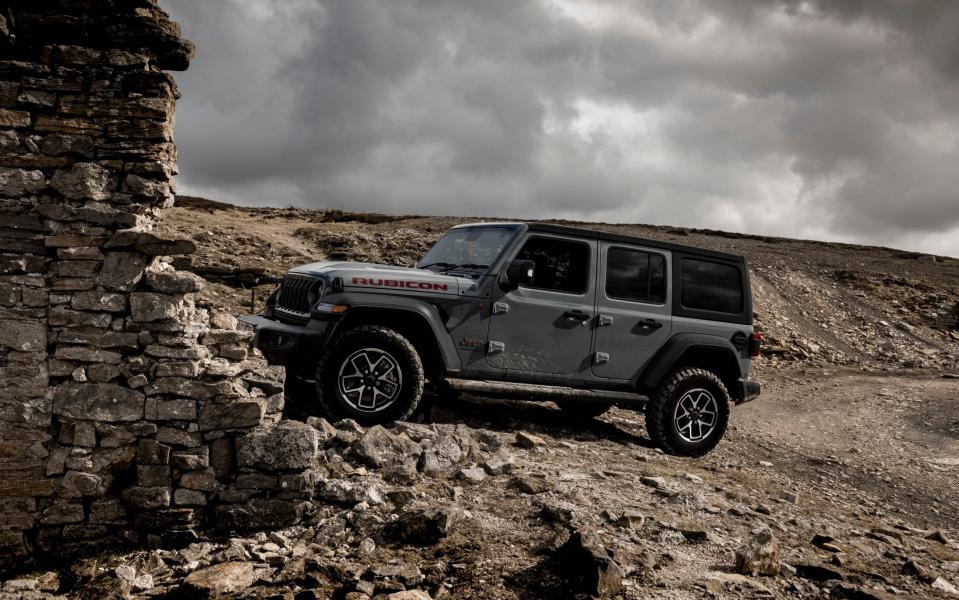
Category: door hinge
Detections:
[
  {"x1": 492, "y1": 302, "x2": 510, "y2": 315},
  {"x1": 598, "y1": 314, "x2": 614, "y2": 327},
  {"x1": 487, "y1": 341, "x2": 505, "y2": 354},
  {"x1": 594, "y1": 352, "x2": 610, "y2": 365}
]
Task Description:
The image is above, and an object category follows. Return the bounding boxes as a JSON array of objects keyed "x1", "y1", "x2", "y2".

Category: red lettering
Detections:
[{"x1": 350, "y1": 277, "x2": 449, "y2": 292}]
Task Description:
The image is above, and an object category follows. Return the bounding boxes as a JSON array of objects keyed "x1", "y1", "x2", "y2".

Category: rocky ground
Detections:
[{"x1": 2, "y1": 199, "x2": 958, "y2": 599}]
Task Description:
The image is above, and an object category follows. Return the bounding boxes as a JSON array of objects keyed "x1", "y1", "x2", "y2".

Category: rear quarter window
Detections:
[{"x1": 680, "y1": 258, "x2": 743, "y2": 314}]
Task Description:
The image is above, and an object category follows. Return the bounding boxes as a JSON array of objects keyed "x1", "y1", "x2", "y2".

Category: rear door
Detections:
[
  {"x1": 591, "y1": 243, "x2": 672, "y2": 380},
  {"x1": 486, "y1": 234, "x2": 597, "y2": 376}
]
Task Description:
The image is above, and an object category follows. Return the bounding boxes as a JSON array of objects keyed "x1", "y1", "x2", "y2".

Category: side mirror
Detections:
[{"x1": 503, "y1": 259, "x2": 535, "y2": 290}]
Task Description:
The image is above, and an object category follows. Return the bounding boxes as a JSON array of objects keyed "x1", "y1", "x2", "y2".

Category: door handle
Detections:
[
  {"x1": 564, "y1": 310, "x2": 591, "y2": 326},
  {"x1": 639, "y1": 318, "x2": 663, "y2": 330}
]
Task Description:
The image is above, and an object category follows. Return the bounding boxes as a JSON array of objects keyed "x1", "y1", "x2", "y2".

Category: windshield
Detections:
[{"x1": 418, "y1": 226, "x2": 518, "y2": 273}]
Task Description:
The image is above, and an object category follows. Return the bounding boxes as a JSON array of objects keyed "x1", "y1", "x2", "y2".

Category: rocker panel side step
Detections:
[{"x1": 443, "y1": 378, "x2": 648, "y2": 405}]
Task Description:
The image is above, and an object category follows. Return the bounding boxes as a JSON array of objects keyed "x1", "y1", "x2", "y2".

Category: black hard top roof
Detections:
[{"x1": 524, "y1": 223, "x2": 746, "y2": 263}]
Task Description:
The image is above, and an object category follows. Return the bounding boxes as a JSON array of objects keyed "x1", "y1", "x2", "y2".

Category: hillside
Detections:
[
  {"x1": 12, "y1": 197, "x2": 957, "y2": 598},
  {"x1": 159, "y1": 196, "x2": 959, "y2": 375}
]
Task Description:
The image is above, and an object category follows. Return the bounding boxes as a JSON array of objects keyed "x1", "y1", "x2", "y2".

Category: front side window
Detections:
[
  {"x1": 680, "y1": 258, "x2": 743, "y2": 313},
  {"x1": 606, "y1": 247, "x2": 666, "y2": 304},
  {"x1": 515, "y1": 237, "x2": 590, "y2": 294},
  {"x1": 419, "y1": 226, "x2": 517, "y2": 273}
]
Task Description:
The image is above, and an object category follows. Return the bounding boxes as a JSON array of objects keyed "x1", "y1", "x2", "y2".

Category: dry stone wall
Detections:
[{"x1": 0, "y1": 0, "x2": 309, "y2": 564}]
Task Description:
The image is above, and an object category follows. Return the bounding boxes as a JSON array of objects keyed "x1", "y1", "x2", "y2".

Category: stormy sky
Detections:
[{"x1": 163, "y1": 0, "x2": 959, "y2": 257}]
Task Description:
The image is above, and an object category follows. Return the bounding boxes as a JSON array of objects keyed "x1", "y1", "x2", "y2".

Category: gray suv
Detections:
[{"x1": 242, "y1": 222, "x2": 761, "y2": 456}]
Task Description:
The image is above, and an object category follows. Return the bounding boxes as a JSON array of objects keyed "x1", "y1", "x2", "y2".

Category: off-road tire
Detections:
[
  {"x1": 555, "y1": 400, "x2": 611, "y2": 419},
  {"x1": 315, "y1": 325, "x2": 425, "y2": 426},
  {"x1": 646, "y1": 367, "x2": 730, "y2": 456}
]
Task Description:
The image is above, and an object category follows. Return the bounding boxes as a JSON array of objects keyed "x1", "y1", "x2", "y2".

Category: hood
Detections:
[{"x1": 289, "y1": 261, "x2": 476, "y2": 296}]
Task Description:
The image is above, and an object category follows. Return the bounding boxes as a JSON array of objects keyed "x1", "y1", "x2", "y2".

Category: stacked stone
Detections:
[{"x1": 0, "y1": 1, "x2": 294, "y2": 563}]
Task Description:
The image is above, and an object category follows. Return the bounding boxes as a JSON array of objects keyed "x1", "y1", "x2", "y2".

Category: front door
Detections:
[
  {"x1": 486, "y1": 234, "x2": 596, "y2": 375},
  {"x1": 591, "y1": 243, "x2": 672, "y2": 380}
]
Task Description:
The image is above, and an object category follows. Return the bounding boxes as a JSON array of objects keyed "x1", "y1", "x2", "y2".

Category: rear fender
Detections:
[{"x1": 636, "y1": 333, "x2": 745, "y2": 401}]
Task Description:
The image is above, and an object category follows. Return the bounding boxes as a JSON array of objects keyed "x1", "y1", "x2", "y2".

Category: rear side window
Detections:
[
  {"x1": 515, "y1": 237, "x2": 590, "y2": 294},
  {"x1": 680, "y1": 258, "x2": 743, "y2": 313},
  {"x1": 606, "y1": 247, "x2": 666, "y2": 304}
]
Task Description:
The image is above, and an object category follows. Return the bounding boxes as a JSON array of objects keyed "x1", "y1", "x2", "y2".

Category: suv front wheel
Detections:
[
  {"x1": 315, "y1": 326, "x2": 425, "y2": 425},
  {"x1": 646, "y1": 368, "x2": 730, "y2": 456}
]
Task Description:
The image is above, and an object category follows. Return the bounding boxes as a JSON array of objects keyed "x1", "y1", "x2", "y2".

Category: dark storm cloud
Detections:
[{"x1": 163, "y1": 0, "x2": 959, "y2": 256}]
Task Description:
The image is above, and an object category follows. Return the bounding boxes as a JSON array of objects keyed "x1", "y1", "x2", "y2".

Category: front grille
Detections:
[{"x1": 276, "y1": 274, "x2": 321, "y2": 316}]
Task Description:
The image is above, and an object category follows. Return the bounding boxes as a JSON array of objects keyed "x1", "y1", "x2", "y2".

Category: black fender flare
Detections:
[
  {"x1": 323, "y1": 292, "x2": 463, "y2": 372},
  {"x1": 636, "y1": 333, "x2": 744, "y2": 396}
]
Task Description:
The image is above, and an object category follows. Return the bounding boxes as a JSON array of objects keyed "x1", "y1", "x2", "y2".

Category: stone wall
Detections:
[{"x1": 0, "y1": 0, "x2": 306, "y2": 563}]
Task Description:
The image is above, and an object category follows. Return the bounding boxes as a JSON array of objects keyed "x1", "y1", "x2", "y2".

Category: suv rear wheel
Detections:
[
  {"x1": 315, "y1": 326, "x2": 425, "y2": 425},
  {"x1": 646, "y1": 368, "x2": 730, "y2": 456}
]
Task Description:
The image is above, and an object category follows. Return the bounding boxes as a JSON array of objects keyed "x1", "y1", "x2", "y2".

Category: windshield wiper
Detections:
[
  {"x1": 440, "y1": 263, "x2": 489, "y2": 272},
  {"x1": 419, "y1": 262, "x2": 489, "y2": 272}
]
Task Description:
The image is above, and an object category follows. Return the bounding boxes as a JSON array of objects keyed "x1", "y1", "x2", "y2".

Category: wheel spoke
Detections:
[
  {"x1": 337, "y1": 347, "x2": 405, "y2": 414},
  {"x1": 674, "y1": 388, "x2": 719, "y2": 443}
]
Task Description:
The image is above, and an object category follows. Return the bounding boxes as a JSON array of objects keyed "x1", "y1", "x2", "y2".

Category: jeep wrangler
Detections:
[{"x1": 241, "y1": 222, "x2": 761, "y2": 456}]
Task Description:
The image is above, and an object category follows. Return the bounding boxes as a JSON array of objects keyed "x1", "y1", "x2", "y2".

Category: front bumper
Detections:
[
  {"x1": 736, "y1": 378, "x2": 762, "y2": 404},
  {"x1": 239, "y1": 314, "x2": 331, "y2": 366}
]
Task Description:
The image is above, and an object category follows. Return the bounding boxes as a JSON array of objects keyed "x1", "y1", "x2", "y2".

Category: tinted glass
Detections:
[
  {"x1": 606, "y1": 248, "x2": 666, "y2": 304},
  {"x1": 516, "y1": 237, "x2": 590, "y2": 294},
  {"x1": 680, "y1": 259, "x2": 743, "y2": 313}
]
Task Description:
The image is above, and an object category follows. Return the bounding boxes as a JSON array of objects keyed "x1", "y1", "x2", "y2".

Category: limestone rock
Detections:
[
  {"x1": 183, "y1": 561, "x2": 254, "y2": 596},
  {"x1": 215, "y1": 498, "x2": 305, "y2": 530},
  {"x1": 735, "y1": 528, "x2": 780, "y2": 576},
  {"x1": 130, "y1": 292, "x2": 183, "y2": 322},
  {"x1": 50, "y1": 163, "x2": 113, "y2": 201},
  {"x1": 351, "y1": 425, "x2": 422, "y2": 468},
  {"x1": 237, "y1": 420, "x2": 319, "y2": 471},
  {"x1": 556, "y1": 527, "x2": 623, "y2": 598},
  {"x1": 198, "y1": 401, "x2": 264, "y2": 431},
  {"x1": 515, "y1": 431, "x2": 546, "y2": 448},
  {"x1": 53, "y1": 383, "x2": 145, "y2": 422},
  {"x1": 386, "y1": 506, "x2": 463, "y2": 546},
  {"x1": 0, "y1": 319, "x2": 46, "y2": 352},
  {"x1": 99, "y1": 252, "x2": 147, "y2": 291},
  {"x1": 145, "y1": 266, "x2": 205, "y2": 294},
  {"x1": 0, "y1": 167, "x2": 46, "y2": 196}
]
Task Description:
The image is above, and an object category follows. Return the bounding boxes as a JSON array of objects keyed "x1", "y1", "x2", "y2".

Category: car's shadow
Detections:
[
  {"x1": 281, "y1": 377, "x2": 656, "y2": 448},
  {"x1": 421, "y1": 393, "x2": 656, "y2": 448}
]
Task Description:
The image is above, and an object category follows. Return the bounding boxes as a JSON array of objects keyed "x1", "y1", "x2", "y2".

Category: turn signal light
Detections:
[
  {"x1": 315, "y1": 303, "x2": 349, "y2": 314},
  {"x1": 748, "y1": 332, "x2": 763, "y2": 357}
]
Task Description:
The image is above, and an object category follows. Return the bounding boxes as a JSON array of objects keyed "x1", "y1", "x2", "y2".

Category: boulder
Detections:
[
  {"x1": 556, "y1": 527, "x2": 623, "y2": 598},
  {"x1": 735, "y1": 528, "x2": 780, "y2": 576},
  {"x1": 237, "y1": 420, "x2": 319, "y2": 471},
  {"x1": 183, "y1": 561, "x2": 254, "y2": 596},
  {"x1": 0, "y1": 167, "x2": 46, "y2": 196},
  {"x1": 50, "y1": 163, "x2": 113, "y2": 201},
  {"x1": 98, "y1": 252, "x2": 147, "y2": 291},
  {"x1": 386, "y1": 506, "x2": 463, "y2": 546},
  {"x1": 53, "y1": 383, "x2": 145, "y2": 422},
  {"x1": 198, "y1": 401, "x2": 264, "y2": 431},
  {"x1": 146, "y1": 266, "x2": 204, "y2": 294},
  {"x1": 130, "y1": 292, "x2": 183, "y2": 322},
  {"x1": 351, "y1": 425, "x2": 422, "y2": 468}
]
